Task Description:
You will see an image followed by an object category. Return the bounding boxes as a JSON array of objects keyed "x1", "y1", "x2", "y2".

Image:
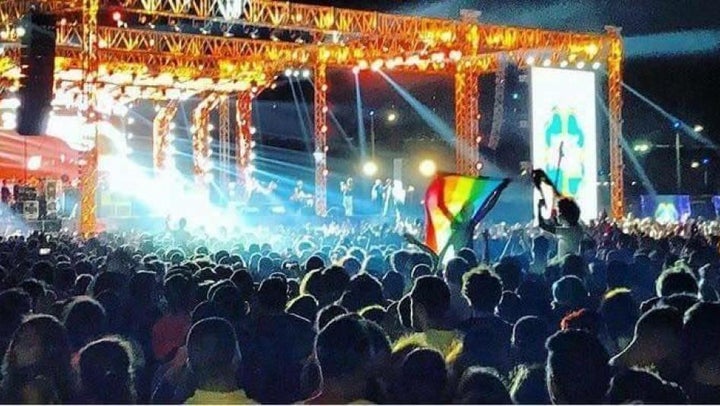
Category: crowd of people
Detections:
[{"x1": 1, "y1": 200, "x2": 720, "y2": 404}]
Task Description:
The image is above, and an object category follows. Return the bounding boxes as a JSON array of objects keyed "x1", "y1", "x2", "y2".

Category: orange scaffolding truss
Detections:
[{"x1": 0, "y1": 0, "x2": 625, "y2": 232}]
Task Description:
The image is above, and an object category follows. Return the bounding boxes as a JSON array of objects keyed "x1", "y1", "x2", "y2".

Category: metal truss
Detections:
[
  {"x1": 152, "y1": 100, "x2": 178, "y2": 172},
  {"x1": 218, "y1": 94, "x2": 231, "y2": 188},
  {"x1": 313, "y1": 62, "x2": 328, "y2": 216},
  {"x1": 606, "y1": 26, "x2": 624, "y2": 220},
  {"x1": 192, "y1": 92, "x2": 220, "y2": 183},
  {"x1": 0, "y1": 0, "x2": 624, "y2": 230},
  {"x1": 235, "y1": 89, "x2": 254, "y2": 191}
]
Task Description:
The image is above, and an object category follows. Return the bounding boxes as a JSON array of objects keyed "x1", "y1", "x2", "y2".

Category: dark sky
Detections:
[{"x1": 288, "y1": 0, "x2": 720, "y2": 194}]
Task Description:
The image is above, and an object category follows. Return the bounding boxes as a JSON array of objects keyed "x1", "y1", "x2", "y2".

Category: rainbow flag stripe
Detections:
[{"x1": 425, "y1": 174, "x2": 510, "y2": 255}]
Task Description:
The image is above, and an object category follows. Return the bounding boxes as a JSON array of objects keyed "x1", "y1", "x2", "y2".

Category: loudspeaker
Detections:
[
  {"x1": 17, "y1": 11, "x2": 56, "y2": 136},
  {"x1": 22, "y1": 200, "x2": 39, "y2": 220}
]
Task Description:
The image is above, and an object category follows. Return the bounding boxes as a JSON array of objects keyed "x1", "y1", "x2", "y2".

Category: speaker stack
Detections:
[
  {"x1": 45, "y1": 179, "x2": 58, "y2": 219},
  {"x1": 17, "y1": 10, "x2": 56, "y2": 136}
]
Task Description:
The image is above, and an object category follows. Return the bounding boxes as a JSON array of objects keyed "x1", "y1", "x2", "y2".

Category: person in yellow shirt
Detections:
[
  {"x1": 393, "y1": 276, "x2": 463, "y2": 361},
  {"x1": 183, "y1": 318, "x2": 255, "y2": 405}
]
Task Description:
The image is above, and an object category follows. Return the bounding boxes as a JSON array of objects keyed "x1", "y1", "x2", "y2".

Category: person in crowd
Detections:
[
  {"x1": 682, "y1": 302, "x2": 720, "y2": 403},
  {"x1": 443, "y1": 257, "x2": 473, "y2": 325},
  {"x1": 76, "y1": 337, "x2": 137, "y2": 404},
  {"x1": 394, "y1": 276, "x2": 463, "y2": 359},
  {"x1": 0, "y1": 315, "x2": 73, "y2": 403},
  {"x1": 2, "y1": 208, "x2": 720, "y2": 405},
  {"x1": 184, "y1": 317, "x2": 254, "y2": 404},
  {"x1": 545, "y1": 329, "x2": 611, "y2": 404},
  {"x1": 456, "y1": 268, "x2": 512, "y2": 374},
  {"x1": 308, "y1": 314, "x2": 375, "y2": 403},
  {"x1": 454, "y1": 366, "x2": 512, "y2": 404}
]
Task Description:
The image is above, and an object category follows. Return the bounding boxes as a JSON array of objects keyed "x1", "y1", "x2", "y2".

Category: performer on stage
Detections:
[
  {"x1": 290, "y1": 180, "x2": 313, "y2": 214},
  {"x1": 1, "y1": 180, "x2": 10, "y2": 205},
  {"x1": 382, "y1": 178, "x2": 393, "y2": 217},
  {"x1": 341, "y1": 177, "x2": 354, "y2": 217},
  {"x1": 371, "y1": 179, "x2": 383, "y2": 215}
]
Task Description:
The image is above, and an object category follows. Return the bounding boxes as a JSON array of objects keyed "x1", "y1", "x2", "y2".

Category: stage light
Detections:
[
  {"x1": 127, "y1": 117, "x2": 135, "y2": 125},
  {"x1": 292, "y1": 70, "x2": 300, "y2": 77},
  {"x1": 169, "y1": 122, "x2": 176, "y2": 130},
  {"x1": 525, "y1": 56, "x2": 535, "y2": 65},
  {"x1": 691, "y1": 161, "x2": 700, "y2": 169},
  {"x1": 284, "y1": 68, "x2": 293, "y2": 77},
  {"x1": 694, "y1": 124, "x2": 704, "y2": 133},
  {"x1": 358, "y1": 60, "x2": 369, "y2": 70},
  {"x1": 633, "y1": 142, "x2": 650, "y2": 153},
  {"x1": 542, "y1": 59, "x2": 552, "y2": 67},
  {"x1": 352, "y1": 66, "x2": 361, "y2": 75},
  {"x1": 250, "y1": 140, "x2": 256, "y2": 148},
  {"x1": 362, "y1": 161, "x2": 378, "y2": 177},
  {"x1": 560, "y1": 60, "x2": 568, "y2": 68},
  {"x1": 476, "y1": 162, "x2": 484, "y2": 171},
  {"x1": 112, "y1": 11, "x2": 122, "y2": 22},
  {"x1": 249, "y1": 152, "x2": 257, "y2": 160},
  {"x1": 313, "y1": 150, "x2": 324, "y2": 162},
  {"x1": 207, "y1": 124, "x2": 215, "y2": 131},
  {"x1": 419, "y1": 159, "x2": 437, "y2": 178},
  {"x1": 15, "y1": 26, "x2": 26, "y2": 38},
  {"x1": 702, "y1": 158, "x2": 710, "y2": 165},
  {"x1": 449, "y1": 50, "x2": 462, "y2": 61},
  {"x1": 127, "y1": 132, "x2": 134, "y2": 139},
  {"x1": 673, "y1": 122, "x2": 681, "y2": 129},
  {"x1": 576, "y1": 61, "x2": 586, "y2": 69},
  {"x1": 27, "y1": 155, "x2": 42, "y2": 170},
  {"x1": 592, "y1": 62, "x2": 601, "y2": 70},
  {"x1": 387, "y1": 112, "x2": 397, "y2": 122},
  {"x1": 371, "y1": 60, "x2": 383, "y2": 71},
  {"x1": 301, "y1": 69, "x2": 311, "y2": 78}
]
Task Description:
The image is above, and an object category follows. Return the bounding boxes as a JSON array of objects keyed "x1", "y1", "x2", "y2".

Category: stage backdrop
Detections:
[{"x1": 531, "y1": 67, "x2": 598, "y2": 221}]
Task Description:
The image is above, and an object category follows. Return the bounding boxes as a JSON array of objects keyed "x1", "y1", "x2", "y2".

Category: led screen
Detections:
[{"x1": 531, "y1": 67, "x2": 598, "y2": 221}]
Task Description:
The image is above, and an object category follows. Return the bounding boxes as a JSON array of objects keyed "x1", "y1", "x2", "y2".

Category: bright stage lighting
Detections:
[
  {"x1": 576, "y1": 61, "x2": 586, "y2": 69},
  {"x1": 362, "y1": 161, "x2": 378, "y2": 177},
  {"x1": 27, "y1": 155, "x2": 42, "y2": 170},
  {"x1": 352, "y1": 66, "x2": 361, "y2": 75},
  {"x1": 542, "y1": 59, "x2": 552, "y2": 67},
  {"x1": 419, "y1": 159, "x2": 437, "y2": 178},
  {"x1": 691, "y1": 161, "x2": 700, "y2": 169},
  {"x1": 525, "y1": 56, "x2": 535, "y2": 65},
  {"x1": 301, "y1": 69, "x2": 311, "y2": 78},
  {"x1": 15, "y1": 26, "x2": 25, "y2": 38},
  {"x1": 592, "y1": 62, "x2": 601, "y2": 70},
  {"x1": 284, "y1": 68, "x2": 293, "y2": 77},
  {"x1": 292, "y1": 70, "x2": 301, "y2": 77},
  {"x1": 370, "y1": 60, "x2": 383, "y2": 71},
  {"x1": 560, "y1": 60, "x2": 568, "y2": 68},
  {"x1": 387, "y1": 112, "x2": 397, "y2": 122}
]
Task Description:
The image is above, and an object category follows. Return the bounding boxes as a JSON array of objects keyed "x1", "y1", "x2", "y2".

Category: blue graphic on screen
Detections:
[
  {"x1": 641, "y1": 195, "x2": 692, "y2": 223},
  {"x1": 544, "y1": 108, "x2": 585, "y2": 196}
]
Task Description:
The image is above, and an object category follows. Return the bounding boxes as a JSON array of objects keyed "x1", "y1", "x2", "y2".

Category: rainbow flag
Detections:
[{"x1": 425, "y1": 174, "x2": 510, "y2": 259}]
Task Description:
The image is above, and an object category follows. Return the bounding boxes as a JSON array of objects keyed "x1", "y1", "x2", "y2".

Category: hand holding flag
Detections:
[{"x1": 424, "y1": 173, "x2": 510, "y2": 264}]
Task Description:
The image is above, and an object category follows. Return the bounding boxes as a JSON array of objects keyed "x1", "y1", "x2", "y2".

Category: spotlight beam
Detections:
[
  {"x1": 597, "y1": 95, "x2": 658, "y2": 197},
  {"x1": 288, "y1": 77, "x2": 313, "y2": 153},
  {"x1": 377, "y1": 70, "x2": 505, "y2": 176},
  {"x1": 620, "y1": 81, "x2": 718, "y2": 150},
  {"x1": 354, "y1": 72, "x2": 368, "y2": 160}
]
